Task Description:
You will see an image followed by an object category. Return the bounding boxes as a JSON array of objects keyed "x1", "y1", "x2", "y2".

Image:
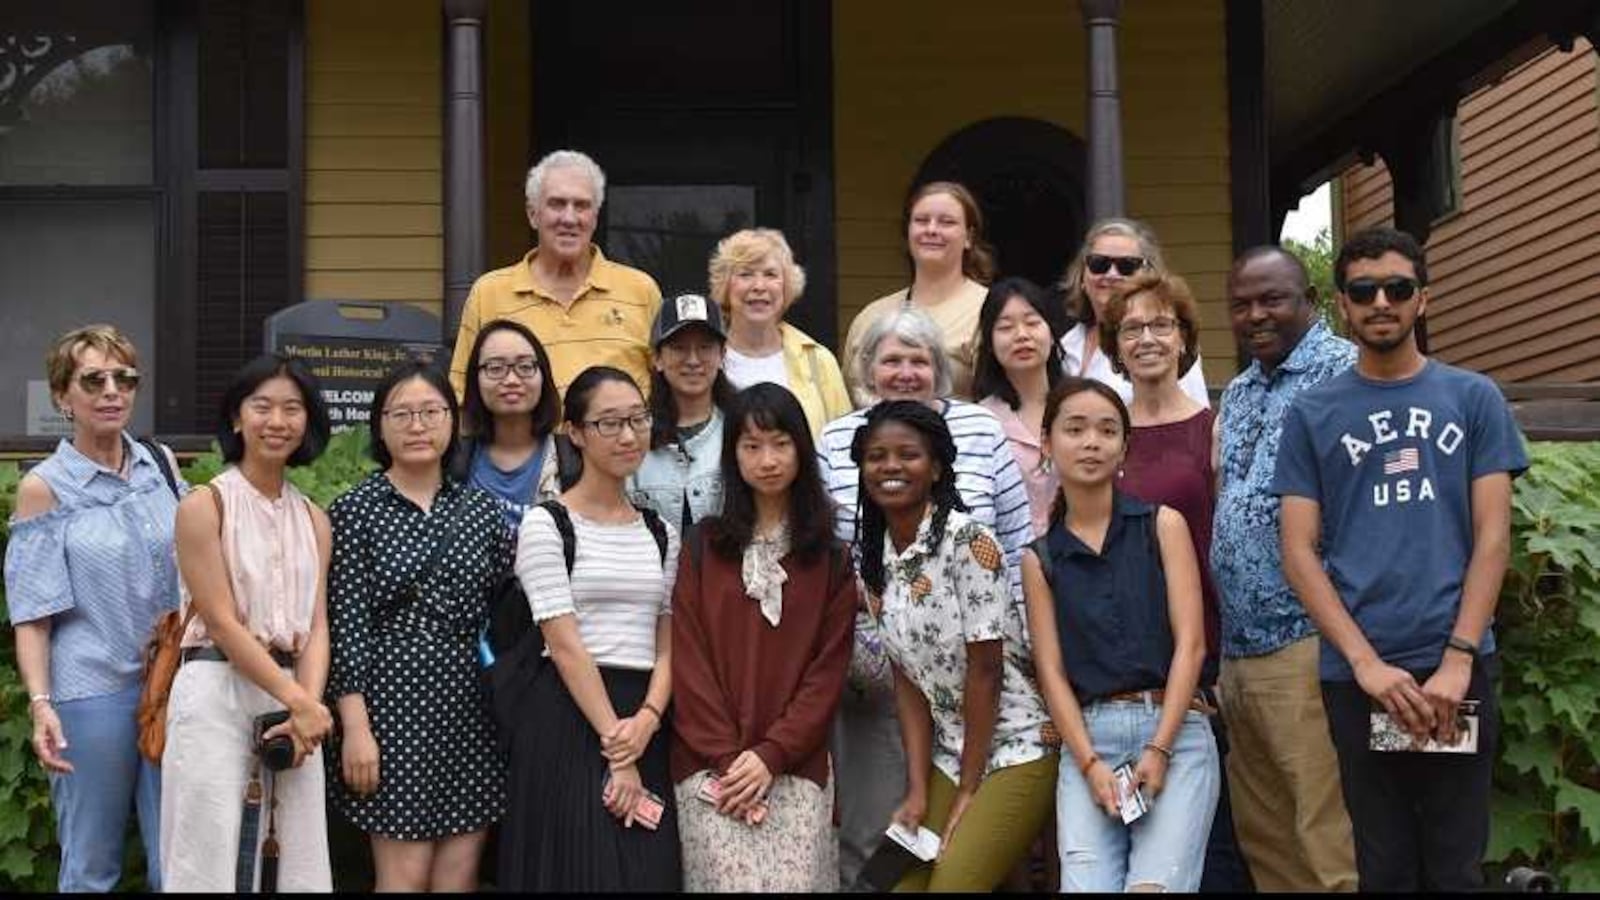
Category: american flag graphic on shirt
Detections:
[{"x1": 1383, "y1": 447, "x2": 1420, "y2": 475}]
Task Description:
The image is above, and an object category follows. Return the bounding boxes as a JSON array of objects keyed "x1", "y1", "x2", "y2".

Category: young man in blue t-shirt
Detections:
[{"x1": 1272, "y1": 227, "x2": 1527, "y2": 891}]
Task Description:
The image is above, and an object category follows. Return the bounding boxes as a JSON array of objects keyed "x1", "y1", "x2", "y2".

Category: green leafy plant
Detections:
[
  {"x1": 1283, "y1": 227, "x2": 1343, "y2": 333},
  {"x1": 1489, "y1": 441, "x2": 1600, "y2": 890}
]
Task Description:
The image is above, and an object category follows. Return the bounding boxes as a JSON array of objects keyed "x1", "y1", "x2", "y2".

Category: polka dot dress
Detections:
[{"x1": 324, "y1": 473, "x2": 512, "y2": 840}]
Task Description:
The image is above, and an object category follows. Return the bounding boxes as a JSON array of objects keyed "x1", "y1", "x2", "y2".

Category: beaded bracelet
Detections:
[
  {"x1": 1142, "y1": 741, "x2": 1174, "y2": 761},
  {"x1": 639, "y1": 701, "x2": 663, "y2": 722}
]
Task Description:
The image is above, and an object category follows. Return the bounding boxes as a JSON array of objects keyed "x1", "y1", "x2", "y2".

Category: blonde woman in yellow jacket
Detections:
[{"x1": 709, "y1": 228, "x2": 852, "y2": 437}]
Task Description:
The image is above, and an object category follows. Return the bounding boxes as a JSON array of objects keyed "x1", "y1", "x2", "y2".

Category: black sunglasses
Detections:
[
  {"x1": 1085, "y1": 254, "x2": 1147, "y2": 277},
  {"x1": 1344, "y1": 277, "x2": 1419, "y2": 306}
]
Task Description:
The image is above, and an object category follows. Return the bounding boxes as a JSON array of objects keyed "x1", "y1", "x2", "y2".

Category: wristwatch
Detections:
[{"x1": 1445, "y1": 635, "x2": 1480, "y2": 659}]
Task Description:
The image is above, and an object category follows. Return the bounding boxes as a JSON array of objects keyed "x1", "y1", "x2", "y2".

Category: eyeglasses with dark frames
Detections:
[
  {"x1": 477, "y1": 357, "x2": 541, "y2": 381},
  {"x1": 583, "y1": 412, "x2": 653, "y2": 437},
  {"x1": 1116, "y1": 317, "x2": 1180, "y2": 341}
]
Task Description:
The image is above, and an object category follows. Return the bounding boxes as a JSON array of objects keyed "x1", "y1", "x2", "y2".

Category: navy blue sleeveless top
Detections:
[{"x1": 1045, "y1": 491, "x2": 1174, "y2": 702}]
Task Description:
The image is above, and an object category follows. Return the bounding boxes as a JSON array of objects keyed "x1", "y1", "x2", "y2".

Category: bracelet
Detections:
[
  {"x1": 639, "y1": 701, "x2": 662, "y2": 722},
  {"x1": 28, "y1": 693, "x2": 51, "y2": 708},
  {"x1": 1143, "y1": 741, "x2": 1174, "y2": 761},
  {"x1": 1077, "y1": 753, "x2": 1102, "y2": 775}
]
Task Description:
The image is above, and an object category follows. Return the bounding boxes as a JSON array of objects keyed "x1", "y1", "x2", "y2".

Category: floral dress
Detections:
[{"x1": 876, "y1": 508, "x2": 1051, "y2": 781}]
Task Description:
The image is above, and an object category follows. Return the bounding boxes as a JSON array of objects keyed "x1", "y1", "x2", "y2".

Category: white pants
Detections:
[{"x1": 160, "y1": 659, "x2": 331, "y2": 892}]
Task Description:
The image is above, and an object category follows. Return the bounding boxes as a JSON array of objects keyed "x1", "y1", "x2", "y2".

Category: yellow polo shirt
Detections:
[{"x1": 448, "y1": 246, "x2": 663, "y2": 401}]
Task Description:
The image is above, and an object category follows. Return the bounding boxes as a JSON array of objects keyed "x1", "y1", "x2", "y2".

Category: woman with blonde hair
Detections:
[
  {"x1": 1058, "y1": 218, "x2": 1209, "y2": 407},
  {"x1": 842, "y1": 181, "x2": 997, "y2": 405},
  {"x1": 709, "y1": 228, "x2": 850, "y2": 437},
  {"x1": 5, "y1": 324, "x2": 181, "y2": 891}
]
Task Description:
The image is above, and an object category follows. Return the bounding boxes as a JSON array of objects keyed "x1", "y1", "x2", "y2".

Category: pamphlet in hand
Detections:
[
  {"x1": 884, "y1": 822, "x2": 941, "y2": 862},
  {"x1": 1369, "y1": 699, "x2": 1480, "y2": 754},
  {"x1": 1113, "y1": 761, "x2": 1150, "y2": 825},
  {"x1": 601, "y1": 772, "x2": 664, "y2": 831}
]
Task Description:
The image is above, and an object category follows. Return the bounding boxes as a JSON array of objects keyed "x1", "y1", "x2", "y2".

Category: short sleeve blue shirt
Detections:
[
  {"x1": 1271, "y1": 360, "x2": 1528, "y2": 681},
  {"x1": 1212, "y1": 321, "x2": 1355, "y2": 658},
  {"x1": 4, "y1": 436, "x2": 184, "y2": 701}
]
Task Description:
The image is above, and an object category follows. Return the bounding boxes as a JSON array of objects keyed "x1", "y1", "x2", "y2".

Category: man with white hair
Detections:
[{"x1": 449, "y1": 149, "x2": 662, "y2": 399}]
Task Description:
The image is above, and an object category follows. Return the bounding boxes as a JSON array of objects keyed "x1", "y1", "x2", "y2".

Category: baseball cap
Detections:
[{"x1": 651, "y1": 292, "x2": 727, "y2": 347}]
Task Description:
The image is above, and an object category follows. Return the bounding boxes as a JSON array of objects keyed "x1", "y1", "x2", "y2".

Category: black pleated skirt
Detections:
[{"x1": 497, "y1": 663, "x2": 681, "y2": 892}]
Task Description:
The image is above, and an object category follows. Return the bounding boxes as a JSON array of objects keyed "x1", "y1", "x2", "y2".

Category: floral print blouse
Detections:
[{"x1": 877, "y1": 508, "x2": 1051, "y2": 782}]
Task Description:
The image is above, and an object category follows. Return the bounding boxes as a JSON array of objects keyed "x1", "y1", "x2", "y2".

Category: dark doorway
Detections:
[
  {"x1": 531, "y1": 1, "x2": 837, "y2": 346},
  {"x1": 913, "y1": 117, "x2": 1086, "y2": 330}
]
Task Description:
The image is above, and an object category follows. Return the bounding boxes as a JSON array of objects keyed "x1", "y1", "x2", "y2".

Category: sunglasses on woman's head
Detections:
[
  {"x1": 1085, "y1": 254, "x2": 1147, "y2": 277},
  {"x1": 77, "y1": 367, "x2": 141, "y2": 393},
  {"x1": 1343, "y1": 276, "x2": 1419, "y2": 306}
]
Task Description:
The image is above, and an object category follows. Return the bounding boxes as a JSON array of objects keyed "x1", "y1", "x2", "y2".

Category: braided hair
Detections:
[{"x1": 850, "y1": 400, "x2": 968, "y2": 598}]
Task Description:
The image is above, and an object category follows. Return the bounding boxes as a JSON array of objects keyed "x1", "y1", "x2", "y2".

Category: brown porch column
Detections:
[
  {"x1": 1081, "y1": 0, "x2": 1126, "y2": 222},
  {"x1": 443, "y1": 0, "x2": 487, "y2": 343}
]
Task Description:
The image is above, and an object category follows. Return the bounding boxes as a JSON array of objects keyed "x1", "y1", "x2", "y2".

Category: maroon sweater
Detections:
[{"x1": 670, "y1": 530, "x2": 857, "y2": 788}]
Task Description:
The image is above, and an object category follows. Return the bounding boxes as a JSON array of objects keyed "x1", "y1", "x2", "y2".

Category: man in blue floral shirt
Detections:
[{"x1": 1212, "y1": 246, "x2": 1357, "y2": 891}]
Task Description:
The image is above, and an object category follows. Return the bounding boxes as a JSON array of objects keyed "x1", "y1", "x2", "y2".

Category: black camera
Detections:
[
  {"x1": 1505, "y1": 866, "x2": 1558, "y2": 892},
  {"x1": 254, "y1": 710, "x2": 295, "y2": 771}
]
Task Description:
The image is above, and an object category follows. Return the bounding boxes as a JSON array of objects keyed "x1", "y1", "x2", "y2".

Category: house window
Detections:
[
  {"x1": 0, "y1": 0, "x2": 301, "y2": 445},
  {"x1": 1429, "y1": 112, "x2": 1463, "y2": 223}
]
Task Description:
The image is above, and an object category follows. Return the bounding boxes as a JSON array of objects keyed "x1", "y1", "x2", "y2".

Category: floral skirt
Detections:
[{"x1": 675, "y1": 769, "x2": 838, "y2": 892}]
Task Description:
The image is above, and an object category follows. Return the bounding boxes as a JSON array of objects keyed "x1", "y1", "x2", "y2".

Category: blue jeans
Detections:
[
  {"x1": 48, "y1": 684, "x2": 162, "y2": 892},
  {"x1": 1056, "y1": 699, "x2": 1219, "y2": 892}
]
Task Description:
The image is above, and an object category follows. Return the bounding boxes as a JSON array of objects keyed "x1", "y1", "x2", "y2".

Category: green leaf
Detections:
[
  {"x1": 1559, "y1": 852, "x2": 1600, "y2": 893},
  {"x1": 1501, "y1": 729, "x2": 1563, "y2": 786},
  {"x1": 1490, "y1": 786, "x2": 1551, "y2": 862},
  {"x1": 1555, "y1": 780, "x2": 1600, "y2": 844}
]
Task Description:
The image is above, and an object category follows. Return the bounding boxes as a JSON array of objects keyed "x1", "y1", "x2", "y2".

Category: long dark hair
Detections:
[
  {"x1": 706, "y1": 383, "x2": 833, "y2": 564},
  {"x1": 1041, "y1": 376, "x2": 1130, "y2": 529},
  {"x1": 459, "y1": 318, "x2": 560, "y2": 443},
  {"x1": 648, "y1": 367, "x2": 737, "y2": 451},
  {"x1": 850, "y1": 400, "x2": 967, "y2": 598},
  {"x1": 971, "y1": 276, "x2": 1064, "y2": 409}
]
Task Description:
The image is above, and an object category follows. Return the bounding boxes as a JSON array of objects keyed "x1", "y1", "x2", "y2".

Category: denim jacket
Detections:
[{"x1": 628, "y1": 409, "x2": 725, "y2": 528}]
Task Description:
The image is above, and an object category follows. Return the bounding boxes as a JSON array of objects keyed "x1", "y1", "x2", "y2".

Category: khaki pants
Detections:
[
  {"x1": 1220, "y1": 637, "x2": 1357, "y2": 892},
  {"x1": 894, "y1": 755, "x2": 1058, "y2": 892}
]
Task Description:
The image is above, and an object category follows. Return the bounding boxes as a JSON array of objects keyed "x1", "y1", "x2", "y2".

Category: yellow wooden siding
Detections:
[
  {"x1": 1337, "y1": 40, "x2": 1600, "y2": 382},
  {"x1": 487, "y1": 0, "x2": 533, "y2": 269},
  {"x1": 833, "y1": 0, "x2": 1235, "y2": 381},
  {"x1": 305, "y1": 0, "x2": 442, "y2": 314}
]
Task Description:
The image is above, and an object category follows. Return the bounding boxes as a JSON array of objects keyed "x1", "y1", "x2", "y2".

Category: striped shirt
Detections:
[
  {"x1": 515, "y1": 504, "x2": 680, "y2": 671},
  {"x1": 4, "y1": 436, "x2": 183, "y2": 702},
  {"x1": 818, "y1": 399, "x2": 1034, "y2": 603}
]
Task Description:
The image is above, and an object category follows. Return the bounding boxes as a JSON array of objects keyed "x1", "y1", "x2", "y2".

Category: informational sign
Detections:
[
  {"x1": 266, "y1": 301, "x2": 445, "y2": 432},
  {"x1": 25, "y1": 380, "x2": 72, "y2": 437}
]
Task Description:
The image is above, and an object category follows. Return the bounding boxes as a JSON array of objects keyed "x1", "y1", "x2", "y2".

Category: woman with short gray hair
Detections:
[{"x1": 815, "y1": 306, "x2": 1034, "y2": 889}]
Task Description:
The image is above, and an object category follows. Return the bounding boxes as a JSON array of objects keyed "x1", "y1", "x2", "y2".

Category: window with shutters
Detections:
[{"x1": 0, "y1": 0, "x2": 301, "y2": 447}]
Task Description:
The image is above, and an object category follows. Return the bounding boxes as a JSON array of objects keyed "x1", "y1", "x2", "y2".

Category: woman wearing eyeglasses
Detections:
[
  {"x1": 5, "y1": 325, "x2": 182, "y2": 891},
  {"x1": 325, "y1": 361, "x2": 512, "y2": 891},
  {"x1": 452, "y1": 319, "x2": 565, "y2": 533},
  {"x1": 501, "y1": 366, "x2": 682, "y2": 891},
  {"x1": 628, "y1": 294, "x2": 737, "y2": 532},
  {"x1": 1100, "y1": 272, "x2": 1256, "y2": 892},
  {"x1": 1058, "y1": 219, "x2": 1210, "y2": 408}
]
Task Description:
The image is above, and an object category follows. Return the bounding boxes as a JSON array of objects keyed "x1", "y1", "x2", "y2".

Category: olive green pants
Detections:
[{"x1": 894, "y1": 754, "x2": 1059, "y2": 892}]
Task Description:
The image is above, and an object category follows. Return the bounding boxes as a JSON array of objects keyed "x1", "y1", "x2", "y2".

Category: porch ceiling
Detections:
[{"x1": 1265, "y1": 0, "x2": 1516, "y2": 158}]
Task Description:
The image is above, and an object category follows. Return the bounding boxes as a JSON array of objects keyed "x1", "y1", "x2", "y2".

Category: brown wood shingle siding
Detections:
[{"x1": 1338, "y1": 40, "x2": 1600, "y2": 383}]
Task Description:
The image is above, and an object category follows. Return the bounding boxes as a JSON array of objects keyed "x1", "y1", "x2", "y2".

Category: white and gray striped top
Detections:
[
  {"x1": 515, "y1": 505, "x2": 680, "y2": 672},
  {"x1": 817, "y1": 398, "x2": 1035, "y2": 604}
]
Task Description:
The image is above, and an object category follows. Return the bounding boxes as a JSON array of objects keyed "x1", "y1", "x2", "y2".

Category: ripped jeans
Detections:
[{"x1": 1056, "y1": 698, "x2": 1219, "y2": 892}]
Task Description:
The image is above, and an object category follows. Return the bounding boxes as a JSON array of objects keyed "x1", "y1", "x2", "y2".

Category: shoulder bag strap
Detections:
[
  {"x1": 537, "y1": 499, "x2": 578, "y2": 575},
  {"x1": 177, "y1": 484, "x2": 227, "y2": 638},
  {"x1": 140, "y1": 437, "x2": 180, "y2": 498}
]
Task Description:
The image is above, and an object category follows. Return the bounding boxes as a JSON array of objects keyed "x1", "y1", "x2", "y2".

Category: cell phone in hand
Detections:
[{"x1": 1113, "y1": 761, "x2": 1149, "y2": 825}]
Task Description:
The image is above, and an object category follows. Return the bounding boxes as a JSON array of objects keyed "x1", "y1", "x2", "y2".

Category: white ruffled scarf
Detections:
[{"x1": 741, "y1": 524, "x2": 792, "y2": 627}]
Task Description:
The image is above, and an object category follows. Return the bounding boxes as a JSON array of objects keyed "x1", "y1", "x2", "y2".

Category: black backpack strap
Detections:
[
  {"x1": 636, "y1": 505, "x2": 669, "y2": 568},
  {"x1": 1029, "y1": 535, "x2": 1054, "y2": 591},
  {"x1": 537, "y1": 499, "x2": 578, "y2": 576},
  {"x1": 448, "y1": 436, "x2": 476, "y2": 483},
  {"x1": 139, "y1": 437, "x2": 180, "y2": 499}
]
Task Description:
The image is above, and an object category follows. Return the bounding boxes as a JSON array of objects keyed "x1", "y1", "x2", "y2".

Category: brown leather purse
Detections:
[{"x1": 136, "y1": 484, "x2": 222, "y2": 764}]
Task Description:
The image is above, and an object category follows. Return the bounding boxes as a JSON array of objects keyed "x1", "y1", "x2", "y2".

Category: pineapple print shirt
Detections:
[{"x1": 877, "y1": 508, "x2": 1052, "y2": 782}]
